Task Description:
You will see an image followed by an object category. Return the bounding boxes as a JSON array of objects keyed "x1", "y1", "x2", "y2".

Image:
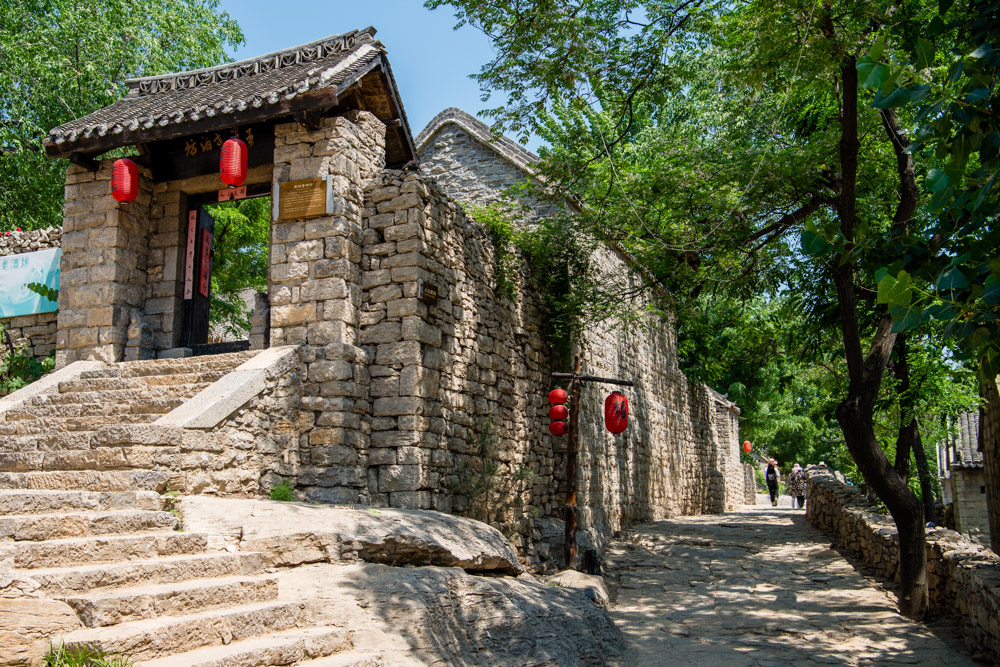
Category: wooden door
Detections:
[{"x1": 181, "y1": 208, "x2": 214, "y2": 347}]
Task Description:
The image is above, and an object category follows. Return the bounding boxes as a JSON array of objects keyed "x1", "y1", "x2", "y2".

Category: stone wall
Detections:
[
  {"x1": 806, "y1": 466, "x2": 1000, "y2": 662},
  {"x1": 0, "y1": 228, "x2": 61, "y2": 362},
  {"x1": 267, "y1": 110, "x2": 386, "y2": 506},
  {"x1": 57, "y1": 162, "x2": 153, "y2": 366},
  {"x1": 952, "y1": 467, "x2": 990, "y2": 539}
]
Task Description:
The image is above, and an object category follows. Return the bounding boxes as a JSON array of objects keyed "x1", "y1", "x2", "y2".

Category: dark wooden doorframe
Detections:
[{"x1": 180, "y1": 183, "x2": 273, "y2": 349}]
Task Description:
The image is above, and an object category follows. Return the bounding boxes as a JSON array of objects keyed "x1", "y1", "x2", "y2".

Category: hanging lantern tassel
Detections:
[
  {"x1": 604, "y1": 391, "x2": 629, "y2": 435},
  {"x1": 111, "y1": 158, "x2": 138, "y2": 204},
  {"x1": 220, "y1": 136, "x2": 248, "y2": 188}
]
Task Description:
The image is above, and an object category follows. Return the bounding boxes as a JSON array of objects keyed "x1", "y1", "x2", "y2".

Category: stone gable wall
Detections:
[
  {"x1": 806, "y1": 466, "x2": 1000, "y2": 661},
  {"x1": 0, "y1": 228, "x2": 61, "y2": 362}
]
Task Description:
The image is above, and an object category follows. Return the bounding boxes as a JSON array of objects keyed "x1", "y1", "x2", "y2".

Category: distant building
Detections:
[{"x1": 938, "y1": 411, "x2": 989, "y2": 538}]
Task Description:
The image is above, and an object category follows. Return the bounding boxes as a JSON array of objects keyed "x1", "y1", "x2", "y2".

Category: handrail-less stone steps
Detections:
[
  {"x1": 14, "y1": 531, "x2": 208, "y2": 568},
  {"x1": 0, "y1": 489, "x2": 162, "y2": 515},
  {"x1": 76, "y1": 352, "x2": 257, "y2": 381},
  {"x1": 0, "y1": 509, "x2": 177, "y2": 541},
  {"x1": 60, "y1": 600, "x2": 308, "y2": 661},
  {"x1": 31, "y1": 388, "x2": 206, "y2": 407},
  {"x1": 60, "y1": 574, "x2": 280, "y2": 628},
  {"x1": 136, "y1": 626, "x2": 353, "y2": 667},
  {"x1": 58, "y1": 372, "x2": 227, "y2": 393},
  {"x1": 21, "y1": 551, "x2": 266, "y2": 595},
  {"x1": 0, "y1": 446, "x2": 181, "y2": 473},
  {"x1": 0, "y1": 469, "x2": 171, "y2": 491}
]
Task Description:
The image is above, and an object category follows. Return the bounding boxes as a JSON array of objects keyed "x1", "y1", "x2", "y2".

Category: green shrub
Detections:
[
  {"x1": 0, "y1": 334, "x2": 54, "y2": 396},
  {"x1": 42, "y1": 642, "x2": 134, "y2": 667},
  {"x1": 269, "y1": 478, "x2": 295, "y2": 501}
]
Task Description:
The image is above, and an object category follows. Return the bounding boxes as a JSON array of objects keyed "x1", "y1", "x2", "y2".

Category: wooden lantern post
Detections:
[{"x1": 552, "y1": 358, "x2": 633, "y2": 570}]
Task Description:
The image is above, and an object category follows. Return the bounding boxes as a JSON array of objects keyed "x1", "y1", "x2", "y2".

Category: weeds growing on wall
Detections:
[
  {"x1": 269, "y1": 478, "x2": 295, "y2": 501},
  {"x1": 450, "y1": 417, "x2": 534, "y2": 530},
  {"x1": 42, "y1": 642, "x2": 134, "y2": 667},
  {"x1": 0, "y1": 327, "x2": 54, "y2": 397}
]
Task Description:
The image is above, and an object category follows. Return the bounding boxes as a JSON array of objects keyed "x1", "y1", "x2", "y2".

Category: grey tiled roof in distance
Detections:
[
  {"x1": 44, "y1": 28, "x2": 391, "y2": 156},
  {"x1": 950, "y1": 411, "x2": 984, "y2": 468},
  {"x1": 416, "y1": 107, "x2": 540, "y2": 175}
]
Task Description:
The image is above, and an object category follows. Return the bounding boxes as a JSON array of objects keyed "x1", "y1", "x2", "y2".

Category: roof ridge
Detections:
[
  {"x1": 415, "y1": 107, "x2": 539, "y2": 173},
  {"x1": 124, "y1": 28, "x2": 377, "y2": 98}
]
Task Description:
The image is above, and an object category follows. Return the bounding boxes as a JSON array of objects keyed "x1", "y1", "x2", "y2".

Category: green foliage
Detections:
[
  {"x1": 0, "y1": 333, "x2": 54, "y2": 396},
  {"x1": 466, "y1": 201, "x2": 520, "y2": 300},
  {"x1": 204, "y1": 197, "x2": 270, "y2": 339},
  {"x1": 42, "y1": 642, "x2": 134, "y2": 667},
  {"x1": 450, "y1": 418, "x2": 534, "y2": 529},
  {"x1": 0, "y1": 0, "x2": 243, "y2": 232},
  {"x1": 269, "y1": 478, "x2": 295, "y2": 502}
]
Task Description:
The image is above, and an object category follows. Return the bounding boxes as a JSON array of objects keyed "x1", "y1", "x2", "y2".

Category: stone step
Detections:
[
  {"x1": 136, "y1": 626, "x2": 352, "y2": 667},
  {"x1": 60, "y1": 600, "x2": 306, "y2": 661},
  {"x1": 0, "y1": 446, "x2": 180, "y2": 473},
  {"x1": 0, "y1": 489, "x2": 161, "y2": 515},
  {"x1": 73, "y1": 352, "x2": 257, "y2": 381},
  {"x1": 58, "y1": 372, "x2": 227, "y2": 393},
  {"x1": 14, "y1": 531, "x2": 207, "y2": 569},
  {"x1": 0, "y1": 509, "x2": 177, "y2": 541},
  {"x1": 1, "y1": 414, "x2": 160, "y2": 433},
  {"x1": 22, "y1": 552, "x2": 265, "y2": 595},
  {"x1": 0, "y1": 432, "x2": 96, "y2": 453},
  {"x1": 0, "y1": 469, "x2": 170, "y2": 491},
  {"x1": 293, "y1": 652, "x2": 387, "y2": 667},
  {"x1": 61, "y1": 574, "x2": 280, "y2": 628},
  {"x1": 33, "y1": 388, "x2": 206, "y2": 408}
]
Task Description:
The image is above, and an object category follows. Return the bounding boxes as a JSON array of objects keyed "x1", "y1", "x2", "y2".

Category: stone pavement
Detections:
[{"x1": 605, "y1": 505, "x2": 983, "y2": 666}]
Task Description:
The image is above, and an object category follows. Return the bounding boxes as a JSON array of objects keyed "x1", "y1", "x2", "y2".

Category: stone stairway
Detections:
[{"x1": 0, "y1": 352, "x2": 361, "y2": 666}]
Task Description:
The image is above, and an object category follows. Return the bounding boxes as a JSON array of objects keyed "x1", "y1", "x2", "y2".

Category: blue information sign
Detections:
[{"x1": 0, "y1": 248, "x2": 61, "y2": 318}]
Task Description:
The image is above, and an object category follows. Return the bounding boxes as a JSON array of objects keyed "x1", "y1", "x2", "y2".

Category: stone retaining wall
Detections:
[
  {"x1": 0, "y1": 228, "x2": 61, "y2": 362},
  {"x1": 805, "y1": 466, "x2": 1000, "y2": 661}
]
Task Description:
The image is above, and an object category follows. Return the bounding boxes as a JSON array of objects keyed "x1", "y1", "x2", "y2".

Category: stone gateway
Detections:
[{"x1": 32, "y1": 27, "x2": 749, "y2": 566}]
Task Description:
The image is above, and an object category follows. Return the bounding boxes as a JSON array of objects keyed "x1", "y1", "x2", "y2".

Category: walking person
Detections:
[
  {"x1": 788, "y1": 463, "x2": 807, "y2": 509},
  {"x1": 765, "y1": 459, "x2": 781, "y2": 507}
]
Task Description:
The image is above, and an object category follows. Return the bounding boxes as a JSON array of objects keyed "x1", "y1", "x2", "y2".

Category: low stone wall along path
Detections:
[{"x1": 606, "y1": 505, "x2": 980, "y2": 666}]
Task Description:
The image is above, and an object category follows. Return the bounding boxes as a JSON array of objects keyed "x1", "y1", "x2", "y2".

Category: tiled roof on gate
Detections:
[{"x1": 44, "y1": 28, "x2": 412, "y2": 161}]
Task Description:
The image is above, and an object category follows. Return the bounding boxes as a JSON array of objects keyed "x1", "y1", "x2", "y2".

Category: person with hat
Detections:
[
  {"x1": 788, "y1": 463, "x2": 807, "y2": 508},
  {"x1": 765, "y1": 459, "x2": 781, "y2": 507}
]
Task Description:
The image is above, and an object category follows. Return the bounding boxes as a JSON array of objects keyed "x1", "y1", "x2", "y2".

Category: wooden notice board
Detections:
[{"x1": 277, "y1": 178, "x2": 327, "y2": 221}]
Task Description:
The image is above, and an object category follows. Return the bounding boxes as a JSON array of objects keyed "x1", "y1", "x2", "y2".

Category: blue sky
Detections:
[{"x1": 216, "y1": 0, "x2": 540, "y2": 151}]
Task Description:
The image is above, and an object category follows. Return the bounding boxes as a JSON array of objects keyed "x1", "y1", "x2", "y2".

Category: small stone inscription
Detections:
[{"x1": 278, "y1": 178, "x2": 327, "y2": 220}]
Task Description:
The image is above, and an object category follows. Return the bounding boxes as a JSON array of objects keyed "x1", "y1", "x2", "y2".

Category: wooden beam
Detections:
[
  {"x1": 68, "y1": 153, "x2": 99, "y2": 171},
  {"x1": 45, "y1": 87, "x2": 339, "y2": 159},
  {"x1": 293, "y1": 109, "x2": 323, "y2": 131}
]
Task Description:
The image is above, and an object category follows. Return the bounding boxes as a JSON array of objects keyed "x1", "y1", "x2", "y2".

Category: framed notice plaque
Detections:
[{"x1": 277, "y1": 178, "x2": 328, "y2": 221}]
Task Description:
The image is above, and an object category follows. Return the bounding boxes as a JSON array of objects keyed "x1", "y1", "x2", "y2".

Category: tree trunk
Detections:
[
  {"x1": 912, "y1": 426, "x2": 936, "y2": 525},
  {"x1": 831, "y1": 60, "x2": 928, "y2": 620},
  {"x1": 981, "y1": 373, "x2": 1000, "y2": 553},
  {"x1": 893, "y1": 335, "x2": 936, "y2": 523}
]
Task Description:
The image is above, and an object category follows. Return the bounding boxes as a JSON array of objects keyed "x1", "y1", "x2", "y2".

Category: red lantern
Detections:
[
  {"x1": 604, "y1": 391, "x2": 628, "y2": 435},
  {"x1": 549, "y1": 404, "x2": 568, "y2": 420},
  {"x1": 220, "y1": 136, "x2": 248, "y2": 187},
  {"x1": 111, "y1": 158, "x2": 138, "y2": 204},
  {"x1": 743, "y1": 440, "x2": 752, "y2": 454},
  {"x1": 548, "y1": 388, "x2": 567, "y2": 404},
  {"x1": 549, "y1": 421, "x2": 568, "y2": 436}
]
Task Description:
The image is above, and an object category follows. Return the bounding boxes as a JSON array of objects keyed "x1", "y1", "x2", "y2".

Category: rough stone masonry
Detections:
[{"x1": 46, "y1": 82, "x2": 749, "y2": 565}]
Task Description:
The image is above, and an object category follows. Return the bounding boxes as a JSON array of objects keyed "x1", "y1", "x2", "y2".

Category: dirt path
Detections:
[{"x1": 605, "y1": 505, "x2": 981, "y2": 666}]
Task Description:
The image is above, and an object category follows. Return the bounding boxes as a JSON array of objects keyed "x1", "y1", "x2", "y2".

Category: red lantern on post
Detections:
[
  {"x1": 548, "y1": 387, "x2": 568, "y2": 436},
  {"x1": 743, "y1": 440, "x2": 752, "y2": 454},
  {"x1": 220, "y1": 136, "x2": 248, "y2": 188},
  {"x1": 604, "y1": 391, "x2": 628, "y2": 435},
  {"x1": 111, "y1": 158, "x2": 138, "y2": 204}
]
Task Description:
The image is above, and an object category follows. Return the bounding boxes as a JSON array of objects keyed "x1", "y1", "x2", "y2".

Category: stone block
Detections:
[
  {"x1": 376, "y1": 340, "x2": 421, "y2": 366},
  {"x1": 373, "y1": 396, "x2": 423, "y2": 417},
  {"x1": 360, "y1": 321, "x2": 401, "y2": 345},
  {"x1": 378, "y1": 464, "x2": 425, "y2": 492},
  {"x1": 271, "y1": 303, "x2": 317, "y2": 327},
  {"x1": 401, "y1": 317, "x2": 442, "y2": 346},
  {"x1": 308, "y1": 360, "x2": 354, "y2": 383},
  {"x1": 388, "y1": 490, "x2": 432, "y2": 509}
]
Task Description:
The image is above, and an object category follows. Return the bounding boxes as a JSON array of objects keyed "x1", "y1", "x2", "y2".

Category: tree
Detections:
[
  {"x1": 0, "y1": 0, "x2": 243, "y2": 231},
  {"x1": 427, "y1": 0, "x2": 988, "y2": 619}
]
